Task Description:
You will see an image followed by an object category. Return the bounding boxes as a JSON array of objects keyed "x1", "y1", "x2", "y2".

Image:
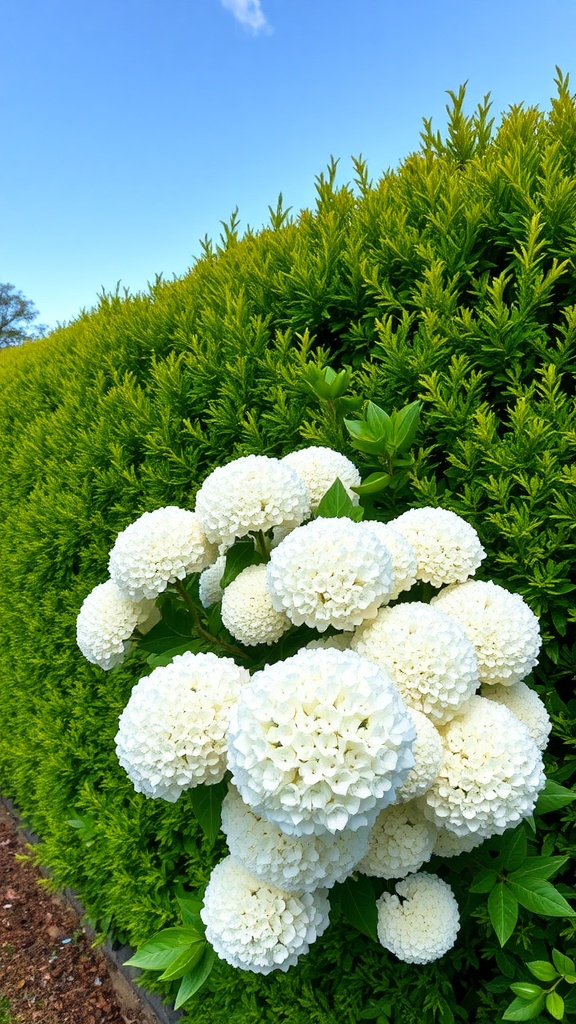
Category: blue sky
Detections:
[{"x1": 2, "y1": 0, "x2": 576, "y2": 332}]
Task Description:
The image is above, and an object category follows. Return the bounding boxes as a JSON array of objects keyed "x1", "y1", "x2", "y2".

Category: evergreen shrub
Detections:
[{"x1": 0, "y1": 73, "x2": 575, "y2": 1023}]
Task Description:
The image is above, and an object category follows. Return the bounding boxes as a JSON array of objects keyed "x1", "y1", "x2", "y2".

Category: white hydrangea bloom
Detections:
[
  {"x1": 195, "y1": 455, "x2": 310, "y2": 548},
  {"x1": 267, "y1": 517, "x2": 395, "y2": 632},
  {"x1": 76, "y1": 579, "x2": 159, "y2": 671},
  {"x1": 200, "y1": 856, "x2": 330, "y2": 974},
  {"x1": 359, "y1": 522, "x2": 417, "y2": 600},
  {"x1": 221, "y1": 786, "x2": 369, "y2": 892},
  {"x1": 115, "y1": 652, "x2": 250, "y2": 801},
  {"x1": 433, "y1": 828, "x2": 486, "y2": 858},
  {"x1": 390, "y1": 506, "x2": 485, "y2": 588},
  {"x1": 432, "y1": 580, "x2": 542, "y2": 686},
  {"x1": 377, "y1": 873, "x2": 460, "y2": 964},
  {"x1": 351, "y1": 602, "x2": 479, "y2": 725},
  {"x1": 305, "y1": 633, "x2": 352, "y2": 652},
  {"x1": 358, "y1": 802, "x2": 438, "y2": 880},
  {"x1": 420, "y1": 696, "x2": 545, "y2": 838},
  {"x1": 199, "y1": 554, "x2": 226, "y2": 607},
  {"x1": 282, "y1": 446, "x2": 361, "y2": 511},
  {"x1": 108, "y1": 506, "x2": 217, "y2": 601},
  {"x1": 227, "y1": 648, "x2": 415, "y2": 836},
  {"x1": 395, "y1": 710, "x2": 444, "y2": 803},
  {"x1": 221, "y1": 563, "x2": 291, "y2": 646},
  {"x1": 482, "y1": 681, "x2": 551, "y2": 751}
]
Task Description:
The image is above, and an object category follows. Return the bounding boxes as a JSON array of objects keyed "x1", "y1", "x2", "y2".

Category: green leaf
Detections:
[
  {"x1": 351, "y1": 472, "x2": 391, "y2": 495},
  {"x1": 146, "y1": 640, "x2": 207, "y2": 668},
  {"x1": 488, "y1": 883, "x2": 518, "y2": 946},
  {"x1": 502, "y1": 994, "x2": 546, "y2": 1021},
  {"x1": 315, "y1": 478, "x2": 357, "y2": 519},
  {"x1": 338, "y1": 875, "x2": 378, "y2": 942},
  {"x1": 174, "y1": 947, "x2": 217, "y2": 1009},
  {"x1": 501, "y1": 828, "x2": 528, "y2": 871},
  {"x1": 506, "y1": 877, "x2": 576, "y2": 917},
  {"x1": 552, "y1": 948, "x2": 576, "y2": 975},
  {"x1": 535, "y1": 780, "x2": 576, "y2": 814},
  {"x1": 177, "y1": 895, "x2": 205, "y2": 927},
  {"x1": 391, "y1": 400, "x2": 421, "y2": 453},
  {"x1": 188, "y1": 779, "x2": 228, "y2": 846},
  {"x1": 123, "y1": 927, "x2": 204, "y2": 971},
  {"x1": 344, "y1": 418, "x2": 390, "y2": 455},
  {"x1": 526, "y1": 961, "x2": 560, "y2": 982},
  {"x1": 158, "y1": 940, "x2": 205, "y2": 981},
  {"x1": 469, "y1": 869, "x2": 498, "y2": 894},
  {"x1": 365, "y1": 401, "x2": 391, "y2": 437},
  {"x1": 546, "y1": 991, "x2": 565, "y2": 1021},
  {"x1": 508, "y1": 856, "x2": 568, "y2": 881},
  {"x1": 220, "y1": 539, "x2": 265, "y2": 589},
  {"x1": 510, "y1": 983, "x2": 545, "y2": 1000}
]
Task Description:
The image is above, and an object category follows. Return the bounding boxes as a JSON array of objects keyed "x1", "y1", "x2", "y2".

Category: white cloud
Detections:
[{"x1": 221, "y1": 0, "x2": 270, "y2": 34}]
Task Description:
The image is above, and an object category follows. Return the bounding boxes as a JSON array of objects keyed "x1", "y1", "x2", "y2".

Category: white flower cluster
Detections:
[
  {"x1": 221, "y1": 563, "x2": 291, "y2": 646},
  {"x1": 282, "y1": 446, "x2": 361, "y2": 511},
  {"x1": 76, "y1": 579, "x2": 159, "y2": 671},
  {"x1": 358, "y1": 803, "x2": 438, "y2": 879},
  {"x1": 377, "y1": 873, "x2": 460, "y2": 964},
  {"x1": 391, "y1": 506, "x2": 486, "y2": 587}
]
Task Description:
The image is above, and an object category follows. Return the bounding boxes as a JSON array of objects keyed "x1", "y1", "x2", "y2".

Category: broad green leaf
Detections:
[
  {"x1": 137, "y1": 618, "x2": 193, "y2": 654},
  {"x1": 502, "y1": 994, "x2": 546, "y2": 1021},
  {"x1": 508, "y1": 856, "x2": 568, "y2": 881},
  {"x1": 506, "y1": 877, "x2": 576, "y2": 917},
  {"x1": 469, "y1": 869, "x2": 498, "y2": 894},
  {"x1": 526, "y1": 961, "x2": 560, "y2": 982},
  {"x1": 177, "y1": 895, "x2": 205, "y2": 927},
  {"x1": 188, "y1": 779, "x2": 228, "y2": 846},
  {"x1": 510, "y1": 983, "x2": 545, "y2": 1000},
  {"x1": 158, "y1": 940, "x2": 205, "y2": 981},
  {"x1": 496, "y1": 950, "x2": 517, "y2": 978},
  {"x1": 316, "y1": 478, "x2": 357, "y2": 519},
  {"x1": 344, "y1": 419, "x2": 390, "y2": 455},
  {"x1": 546, "y1": 991, "x2": 565, "y2": 1021},
  {"x1": 123, "y1": 927, "x2": 204, "y2": 970},
  {"x1": 220, "y1": 539, "x2": 265, "y2": 589},
  {"x1": 351, "y1": 472, "x2": 391, "y2": 495},
  {"x1": 552, "y1": 948, "x2": 576, "y2": 975},
  {"x1": 488, "y1": 883, "x2": 518, "y2": 946},
  {"x1": 535, "y1": 779, "x2": 576, "y2": 814},
  {"x1": 146, "y1": 640, "x2": 208, "y2": 668},
  {"x1": 501, "y1": 828, "x2": 528, "y2": 871},
  {"x1": 174, "y1": 947, "x2": 217, "y2": 1009},
  {"x1": 391, "y1": 400, "x2": 421, "y2": 453},
  {"x1": 365, "y1": 401, "x2": 391, "y2": 437},
  {"x1": 338, "y1": 875, "x2": 378, "y2": 942}
]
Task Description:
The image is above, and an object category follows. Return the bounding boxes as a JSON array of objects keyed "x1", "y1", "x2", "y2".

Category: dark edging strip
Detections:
[{"x1": 0, "y1": 795, "x2": 182, "y2": 1024}]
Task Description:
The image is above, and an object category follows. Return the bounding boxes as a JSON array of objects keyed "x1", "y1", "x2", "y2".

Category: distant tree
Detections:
[{"x1": 0, "y1": 283, "x2": 46, "y2": 347}]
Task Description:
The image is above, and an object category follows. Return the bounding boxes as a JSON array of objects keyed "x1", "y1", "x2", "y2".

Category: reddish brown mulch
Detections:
[{"x1": 0, "y1": 803, "x2": 154, "y2": 1024}]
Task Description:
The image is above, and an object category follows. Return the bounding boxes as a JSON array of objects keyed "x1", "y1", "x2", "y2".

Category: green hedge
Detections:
[{"x1": 0, "y1": 75, "x2": 575, "y2": 1023}]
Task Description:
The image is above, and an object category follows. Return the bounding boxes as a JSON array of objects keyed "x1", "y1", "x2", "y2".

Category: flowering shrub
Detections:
[{"x1": 75, "y1": 424, "x2": 570, "y2": 1012}]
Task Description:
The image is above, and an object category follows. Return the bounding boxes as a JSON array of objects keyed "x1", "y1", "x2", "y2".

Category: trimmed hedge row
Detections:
[{"x1": 0, "y1": 76, "x2": 575, "y2": 1023}]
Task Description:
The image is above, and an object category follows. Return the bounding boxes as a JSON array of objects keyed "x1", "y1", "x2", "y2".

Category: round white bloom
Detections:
[
  {"x1": 76, "y1": 579, "x2": 159, "y2": 671},
  {"x1": 358, "y1": 802, "x2": 438, "y2": 879},
  {"x1": 267, "y1": 518, "x2": 395, "y2": 633},
  {"x1": 432, "y1": 580, "x2": 542, "y2": 686},
  {"x1": 390, "y1": 506, "x2": 485, "y2": 588},
  {"x1": 377, "y1": 873, "x2": 460, "y2": 964},
  {"x1": 420, "y1": 696, "x2": 545, "y2": 838},
  {"x1": 199, "y1": 554, "x2": 226, "y2": 607},
  {"x1": 221, "y1": 786, "x2": 369, "y2": 892},
  {"x1": 115, "y1": 652, "x2": 250, "y2": 801},
  {"x1": 200, "y1": 856, "x2": 330, "y2": 974},
  {"x1": 433, "y1": 828, "x2": 486, "y2": 858},
  {"x1": 195, "y1": 455, "x2": 310, "y2": 548},
  {"x1": 359, "y1": 522, "x2": 417, "y2": 600},
  {"x1": 482, "y1": 682, "x2": 551, "y2": 751},
  {"x1": 108, "y1": 506, "x2": 217, "y2": 601},
  {"x1": 395, "y1": 710, "x2": 444, "y2": 803},
  {"x1": 305, "y1": 633, "x2": 352, "y2": 652},
  {"x1": 282, "y1": 446, "x2": 361, "y2": 511},
  {"x1": 227, "y1": 648, "x2": 415, "y2": 836},
  {"x1": 351, "y1": 602, "x2": 479, "y2": 725},
  {"x1": 221, "y1": 564, "x2": 291, "y2": 646}
]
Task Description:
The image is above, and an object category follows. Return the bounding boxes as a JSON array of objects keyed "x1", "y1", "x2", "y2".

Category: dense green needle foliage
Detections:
[{"x1": 0, "y1": 73, "x2": 575, "y2": 1023}]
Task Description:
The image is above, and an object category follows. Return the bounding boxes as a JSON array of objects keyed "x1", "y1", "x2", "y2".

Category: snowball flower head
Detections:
[
  {"x1": 281, "y1": 446, "x2": 361, "y2": 511},
  {"x1": 390, "y1": 506, "x2": 485, "y2": 588},
  {"x1": 200, "y1": 856, "x2": 330, "y2": 974},
  {"x1": 199, "y1": 554, "x2": 226, "y2": 608},
  {"x1": 221, "y1": 786, "x2": 369, "y2": 892},
  {"x1": 358, "y1": 802, "x2": 438, "y2": 880},
  {"x1": 115, "y1": 652, "x2": 250, "y2": 801},
  {"x1": 267, "y1": 517, "x2": 395, "y2": 632},
  {"x1": 420, "y1": 696, "x2": 545, "y2": 838},
  {"x1": 352, "y1": 602, "x2": 479, "y2": 724},
  {"x1": 228, "y1": 648, "x2": 415, "y2": 836},
  {"x1": 221, "y1": 563, "x2": 291, "y2": 646},
  {"x1": 108, "y1": 506, "x2": 217, "y2": 601},
  {"x1": 359, "y1": 521, "x2": 418, "y2": 601},
  {"x1": 433, "y1": 828, "x2": 486, "y2": 858},
  {"x1": 432, "y1": 580, "x2": 542, "y2": 686},
  {"x1": 195, "y1": 455, "x2": 309, "y2": 548},
  {"x1": 76, "y1": 579, "x2": 159, "y2": 671},
  {"x1": 481, "y1": 681, "x2": 551, "y2": 751},
  {"x1": 377, "y1": 873, "x2": 460, "y2": 964},
  {"x1": 395, "y1": 710, "x2": 444, "y2": 803}
]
